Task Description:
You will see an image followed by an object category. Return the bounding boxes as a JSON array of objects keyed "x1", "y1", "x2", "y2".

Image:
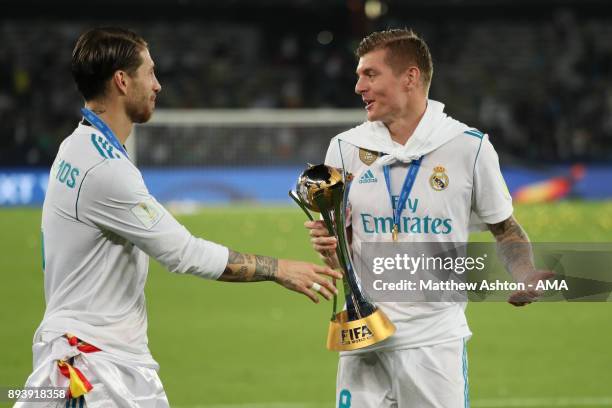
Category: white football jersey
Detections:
[
  {"x1": 325, "y1": 123, "x2": 513, "y2": 352},
  {"x1": 38, "y1": 123, "x2": 229, "y2": 367}
]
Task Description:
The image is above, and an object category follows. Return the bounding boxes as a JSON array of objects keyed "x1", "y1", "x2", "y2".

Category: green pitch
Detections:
[{"x1": 1, "y1": 202, "x2": 611, "y2": 407}]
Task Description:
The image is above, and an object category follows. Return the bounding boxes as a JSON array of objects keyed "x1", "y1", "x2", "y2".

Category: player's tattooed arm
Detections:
[
  {"x1": 218, "y1": 250, "x2": 278, "y2": 282},
  {"x1": 488, "y1": 216, "x2": 555, "y2": 306},
  {"x1": 487, "y1": 215, "x2": 534, "y2": 282},
  {"x1": 217, "y1": 249, "x2": 342, "y2": 303}
]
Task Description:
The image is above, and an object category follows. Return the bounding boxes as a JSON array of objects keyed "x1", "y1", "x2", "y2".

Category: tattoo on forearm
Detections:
[
  {"x1": 255, "y1": 256, "x2": 278, "y2": 280},
  {"x1": 228, "y1": 251, "x2": 246, "y2": 265},
  {"x1": 487, "y1": 216, "x2": 534, "y2": 281},
  {"x1": 488, "y1": 216, "x2": 529, "y2": 241},
  {"x1": 220, "y1": 250, "x2": 278, "y2": 282},
  {"x1": 236, "y1": 265, "x2": 249, "y2": 279}
]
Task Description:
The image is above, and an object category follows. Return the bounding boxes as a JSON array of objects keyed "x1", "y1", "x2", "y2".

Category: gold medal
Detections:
[{"x1": 383, "y1": 157, "x2": 423, "y2": 244}]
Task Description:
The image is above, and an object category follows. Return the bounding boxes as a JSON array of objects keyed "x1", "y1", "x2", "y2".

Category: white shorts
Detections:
[
  {"x1": 14, "y1": 335, "x2": 169, "y2": 408},
  {"x1": 336, "y1": 338, "x2": 469, "y2": 408}
]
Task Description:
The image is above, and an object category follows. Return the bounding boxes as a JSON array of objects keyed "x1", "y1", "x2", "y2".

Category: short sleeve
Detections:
[
  {"x1": 77, "y1": 161, "x2": 229, "y2": 279},
  {"x1": 471, "y1": 136, "x2": 513, "y2": 226}
]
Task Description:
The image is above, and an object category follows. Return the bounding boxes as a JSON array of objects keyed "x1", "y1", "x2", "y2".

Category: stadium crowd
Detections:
[{"x1": 1, "y1": 9, "x2": 611, "y2": 166}]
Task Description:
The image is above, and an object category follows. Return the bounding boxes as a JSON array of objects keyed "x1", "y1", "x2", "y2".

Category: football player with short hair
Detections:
[
  {"x1": 306, "y1": 28, "x2": 552, "y2": 408},
  {"x1": 15, "y1": 27, "x2": 341, "y2": 407}
]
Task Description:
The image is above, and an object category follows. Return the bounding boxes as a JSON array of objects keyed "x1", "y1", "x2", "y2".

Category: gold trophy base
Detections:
[{"x1": 326, "y1": 308, "x2": 396, "y2": 351}]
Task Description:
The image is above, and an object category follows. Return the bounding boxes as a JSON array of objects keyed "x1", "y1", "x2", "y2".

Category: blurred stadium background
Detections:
[{"x1": 1, "y1": 0, "x2": 612, "y2": 407}]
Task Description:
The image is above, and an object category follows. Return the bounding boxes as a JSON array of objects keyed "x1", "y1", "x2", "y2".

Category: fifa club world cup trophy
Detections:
[{"x1": 289, "y1": 164, "x2": 395, "y2": 351}]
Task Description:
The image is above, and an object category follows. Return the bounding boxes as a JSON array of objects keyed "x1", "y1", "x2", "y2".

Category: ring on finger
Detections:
[{"x1": 310, "y1": 282, "x2": 322, "y2": 292}]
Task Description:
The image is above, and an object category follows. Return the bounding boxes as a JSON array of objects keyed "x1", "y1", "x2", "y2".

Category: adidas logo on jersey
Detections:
[{"x1": 358, "y1": 169, "x2": 378, "y2": 184}]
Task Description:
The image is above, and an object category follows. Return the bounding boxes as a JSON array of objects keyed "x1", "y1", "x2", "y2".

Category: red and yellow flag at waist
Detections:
[{"x1": 57, "y1": 333, "x2": 101, "y2": 399}]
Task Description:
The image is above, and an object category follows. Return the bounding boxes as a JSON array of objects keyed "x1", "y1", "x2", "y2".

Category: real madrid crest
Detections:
[
  {"x1": 430, "y1": 165, "x2": 449, "y2": 191},
  {"x1": 359, "y1": 148, "x2": 380, "y2": 166}
]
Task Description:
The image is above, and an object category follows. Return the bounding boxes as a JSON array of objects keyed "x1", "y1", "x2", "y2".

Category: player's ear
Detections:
[
  {"x1": 113, "y1": 70, "x2": 129, "y2": 96},
  {"x1": 402, "y1": 66, "x2": 420, "y2": 91}
]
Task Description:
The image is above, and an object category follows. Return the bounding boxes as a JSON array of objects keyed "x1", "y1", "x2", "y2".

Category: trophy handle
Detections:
[
  {"x1": 313, "y1": 186, "x2": 374, "y2": 320},
  {"x1": 289, "y1": 189, "x2": 340, "y2": 320},
  {"x1": 329, "y1": 186, "x2": 375, "y2": 318},
  {"x1": 288, "y1": 191, "x2": 314, "y2": 221}
]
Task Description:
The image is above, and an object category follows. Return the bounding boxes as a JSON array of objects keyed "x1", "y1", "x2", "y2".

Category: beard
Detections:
[{"x1": 126, "y1": 94, "x2": 154, "y2": 124}]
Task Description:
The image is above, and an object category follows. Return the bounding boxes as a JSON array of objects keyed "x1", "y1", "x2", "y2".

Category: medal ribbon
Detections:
[
  {"x1": 382, "y1": 156, "x2": 423, "y2": 241},
  {"x1": 81, "y1": 107, "x2": 129, "y2": 159}
]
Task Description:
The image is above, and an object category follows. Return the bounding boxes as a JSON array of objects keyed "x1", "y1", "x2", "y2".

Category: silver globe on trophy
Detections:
[{"x1": 289, "y1": 164, "x2": 395, "y2": 351}]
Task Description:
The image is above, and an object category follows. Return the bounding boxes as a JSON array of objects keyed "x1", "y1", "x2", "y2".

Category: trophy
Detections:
[{"x1": 289, "y1": 164, "x2": 395, "y2": 351}]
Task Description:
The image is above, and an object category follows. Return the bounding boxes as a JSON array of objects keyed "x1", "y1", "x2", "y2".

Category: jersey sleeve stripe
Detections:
[
  {"x1": 471, "y1": 136, "x2": 485, "y2": 179},
  {"x1": 464, "y1": 129, "x2": 484, "y2": 139},
  {"x1": 90, "y1": 134, "x2": 109, "y2": 159}
]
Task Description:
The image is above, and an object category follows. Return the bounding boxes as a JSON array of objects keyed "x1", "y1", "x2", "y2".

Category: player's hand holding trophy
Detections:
[{"x1": 290, "y1": 164, "x2": 395, "y2": 351}]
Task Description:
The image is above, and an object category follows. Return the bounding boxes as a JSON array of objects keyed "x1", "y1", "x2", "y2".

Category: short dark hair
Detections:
[
  {"x1": 356, "y1": 28, "x2": 433, "y2": 92},
  {"x1": 71, "y1": 27, "x2": 148, "y2": 101}
]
